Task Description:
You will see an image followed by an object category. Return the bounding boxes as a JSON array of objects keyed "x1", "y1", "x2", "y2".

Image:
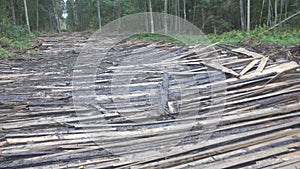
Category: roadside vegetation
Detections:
[
  {"x1": 129, "y1": 27, "x2": 300, "y2": 46},
  {"x1": 208, "y1": 27, "x2": 300, "y2": 45},
  {"x1": 0, "y1": 21, "x2": 35, "y2": 59}
]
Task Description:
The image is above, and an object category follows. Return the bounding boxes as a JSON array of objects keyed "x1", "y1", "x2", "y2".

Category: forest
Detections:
[
  {"x1": 1, "y1": 0, "x2": 300, "y2": 33},
  {"x1": 0, "y1": 0, "x2": 299, "y2": 58}
]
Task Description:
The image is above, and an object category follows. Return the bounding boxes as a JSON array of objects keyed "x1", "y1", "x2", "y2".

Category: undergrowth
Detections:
[
  {"x1": 129, "y1": 27, "x2": 300, "y2": 46},
  {"x1": 208, "y1": 27, "x2": 300, "y2": 45},
  {"x1": 0, "y1": 21, "x2": 35, "y2": 59}
]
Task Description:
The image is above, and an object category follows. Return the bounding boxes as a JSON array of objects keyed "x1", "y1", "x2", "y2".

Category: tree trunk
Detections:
[
  {"x1": 183, "y1": 0, "x2": 187, "y2": 24},
  {"x1": 259, "y1": 0, "x2": 265, "y2": 26},
  {"x1": 144, "y1": 0, "x2": 149, "y2": 32},
  {"x1": 52, "y1": 0, "x2": 61, "y2": 33},
  {"x1": 247, "y1": 0, "x2": 250, "y2": 31},
  {"x1": 71, "y1": 0, "x2": 77, "y2": 30},
  {"x1": 274, "y1": 0, "x2": 278, "y2": 24},
  {"x1": 96, "y1": 0, "x2": 101, "y2": 30},
  {"x1": 201, "y1": 7, "x2": 205, "y2": 29},
  {"x1": 148, "y1": 0, "x2": 154, "y2": 33},
  {"x1": 23, "y1": 0, "x2": 30, "y2": 33},
  {"x1": 183, "y1": 0, "x2": 186, "y2": 20},
  {"x1": 115, "y1": 1, "x2": 121, "y2": 30},
  {"x1": 177, "y1": 0, "x2": 180, "y2": 30},
  {"x1": 240, "y1": 0, "x2": 245, "y2": 30},
  {"x1": 192, "y1": 0, "x2": 197, "y2": 23},
  {"x1": 36, "y1": 0, "x2": 39, "y2": 31},
  {"x1": 267, "y1": 0, "x2": 272, "y2": 26},
  {"x1": 284, "y1": 0, "x2": 288, "y2": 19},
  {"x1": 173, "y1": 0, "x2": 177, "y2": 30},
  {"x1": 280, "y1": 0, "x2": 284, "y2": 22},
  {"x1": 267, "y1": 10, "x2": 300, "y2": 31},
  {"x1": 164, "y1": 0, "x2": 168, "y2": 34},
  {"x1": 48, "y1": 10, "x2": 53, "y2": 31},
  {"x1": 10, "y1": 0, "x2": 16, "y2": 25}
]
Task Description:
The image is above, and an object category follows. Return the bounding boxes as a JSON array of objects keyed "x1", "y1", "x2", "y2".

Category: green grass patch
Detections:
[
  {"x1": 128, "y1": 28, "x2": 300, "y2": 46},
  {"x1": 129, "y1": 33, "x2": 183, "y2": 45},
  {"x1": 208, "y1": 27, "x2": 300, "y2": 45},
  {"x1": 129, "y1": 33, "x2": 212, "y2": 46}
]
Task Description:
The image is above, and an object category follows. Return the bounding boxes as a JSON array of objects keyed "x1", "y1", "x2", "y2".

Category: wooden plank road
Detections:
[{"x1": 0, "y1": 32, "x2": 300, "y2": 168}]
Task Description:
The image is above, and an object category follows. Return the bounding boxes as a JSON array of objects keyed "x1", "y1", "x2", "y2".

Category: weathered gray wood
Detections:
[{"x1": 1, "y1": 32, "x2": 299, "y2": 168}]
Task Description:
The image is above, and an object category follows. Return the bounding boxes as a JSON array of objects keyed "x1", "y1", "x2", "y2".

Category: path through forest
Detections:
[{"x1": 0, "y1": 32, "x2": 300, "y2": 168}]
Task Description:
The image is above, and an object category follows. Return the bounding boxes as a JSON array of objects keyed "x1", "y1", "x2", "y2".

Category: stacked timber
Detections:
[{"x1": 0, "y1": 33, "x2": 299, "y2": 168}]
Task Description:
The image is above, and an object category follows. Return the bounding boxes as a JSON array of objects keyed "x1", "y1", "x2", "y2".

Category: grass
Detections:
[
  {"x1": 208, "y1": 27, "x2": 300, "y2": 45},
  {"x1": 129, "y1": 33, "x2": 211, "y2": 46},
  {"x1": 0, "y1": 22, "x2": 35, "y2": 59},
  {"x1": 129, "y1": 27, "x2": 300, "y2": 46},
  {"x1": 129, "y1": 33, "x2": 184, "y2": 44}
]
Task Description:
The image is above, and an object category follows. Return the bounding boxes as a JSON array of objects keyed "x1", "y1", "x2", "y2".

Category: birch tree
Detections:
[
  {"x1": 240, "y1": 0, "x2": 245, "y2": 30},
  {"x1": 23, "y1": 0, "x2": 30, "y2": 32},
  {"x1": 275, "y1": 0, "x2": 278, "y2": 24},
  {"x1": 183, "y1": 0, "x2": 186, "y2": 21},
  {"x1": 247, "y1": 0, "x2": 250, "y2": 31},
  {"x1": 148, "y1": 0, "x2": 154, "y2": 33}
]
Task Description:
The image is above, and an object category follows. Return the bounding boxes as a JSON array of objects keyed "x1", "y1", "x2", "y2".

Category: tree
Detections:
[
  {"x1": 36, "y1": 0, "x2": 39, "y2": 31},
  {"x1": 52, "y1": 0, "x2": 61, "y2": 33},
  {"x1": 23, "y1": 0, "x2": 30, "y2": 32},
  {"x1": 148, "y1": 0, "x2": 154, "y2": 33},
  {"x1": 267, "y1": 0, "x2": 272, "y2": 26},
  {"x1": 10, "y1": 0, "x2": 16, "y2": 25},
  {"x1": 274, "y1": 0, "x2": 279, "y2": 25},
  {"x1": 183, "y1": 0, "x2": 187, "y2": 21},
  {"x1": 259, "y1": 0, "x2": 265, "y2": 26},
  {"x1": 240, "y1": 0, "x2": 245, "y2": 30},
  {"x1": 164, "y1": 0, "x2": 167, "y2": 34},
  {"x1": 96, "y1": 0, "x2": 101, "y2": 30},
  {"x1": 247, "y1": 0, "x2": 250, "y2": 31}
]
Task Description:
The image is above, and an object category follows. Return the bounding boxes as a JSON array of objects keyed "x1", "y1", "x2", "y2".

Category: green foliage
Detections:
[
  {"x1": 11, "y1": 41, "x2": 29, "y2": 50},
  {"x1": 0, "y1": 37, "x2": 13, "y2": 47},
  {"x1": 0, "y1": 22, "x2": 35, "y2": 59},
  {"x1": 1, "y1": 20, "x2": 34, "y2": 41},
  {"x1": 129, "y1": 33, "x2": 184, "y2": 45},
  {"x1": 129, "y1": 28, "x2": 300, "y2": 46},
  {"x1": 129, "y1": 33, "x2": 211, "y2": 46},
  {"x1": 208, "y1": 28, "x2": 300, "y2": 45},
  {"x1": 0, "y1": 47, "x2": 14, "y2": 59}
]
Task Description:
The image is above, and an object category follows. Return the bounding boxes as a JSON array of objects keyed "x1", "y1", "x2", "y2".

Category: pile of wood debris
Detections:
[{"x1": 0, "y1": 32, "x2": 299, "y2": 168}]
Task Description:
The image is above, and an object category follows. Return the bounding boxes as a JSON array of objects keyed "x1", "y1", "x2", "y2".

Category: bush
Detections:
[
  {"x1": 1, "y1": 20, "x2": 34, "y2": 41},
  {"x1": 0, "y1": 37, "x2": 13, "y2": 47},
  {"x1": 0, "y1": 47, "x2": 14, "y2": 59},
  {"x1": 0, "y1": 21, "x2": 35, "y2": 58}
]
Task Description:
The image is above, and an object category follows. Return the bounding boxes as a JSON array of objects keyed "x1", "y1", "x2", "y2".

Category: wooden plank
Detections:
[
  {"x1": 232, "y1": 47, "x2": 264, "y2": 58},
  {"x1": 177, "y1": 142, "x2": 299, "y2": 169},
  {"x1": 119, "y1": 128, "x2": 300, "y2": 168},
  {"x1": 239, "y1": 59, "x2": 260, "y2": 76},
  {"x1": 202, "y1": 61, "x2": 239, "y2": 76},
  {"x1": 256, "y1": 56, "x2": 269, "y2": 73}
]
